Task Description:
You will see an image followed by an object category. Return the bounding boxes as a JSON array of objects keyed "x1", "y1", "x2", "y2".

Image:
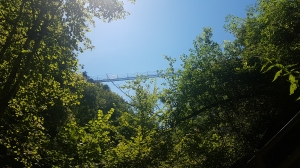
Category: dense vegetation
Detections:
[{"x1": 0, "y1": 0, "x2": 300, "y2": 167}]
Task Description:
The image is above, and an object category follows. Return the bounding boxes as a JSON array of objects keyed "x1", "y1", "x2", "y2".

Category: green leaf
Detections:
[
  {"x1": 21, "y1": 49, "x2": 31, "y2": 53},
  {"x1": 264, "y1": 65, "x2": 275, "y2": 72},
  {"x1": 289, "y1": 74, "x2": 298, "y2": 95},
  {"x1": 289, "y1": 74, "x2": 296, "y2": 83},
  {"x1": 272, "y1": 69, "x2": 282, "y2": 82},
  {"x1": 285, "y1": 64, "x2": 297, "y2": 68},
  {"x1": 275, "y1": 64, "x2": 284, "y2": 69},
  {"x1": 290, "y1": 83, "x2": 297, "y2": 95},
  {"x1": 261, "y1": 62, "x2": 269, "y2": 72}
]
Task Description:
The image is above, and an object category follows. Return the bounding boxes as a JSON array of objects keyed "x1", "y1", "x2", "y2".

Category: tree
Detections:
[
  {"x1": 225, "y1": 0, "x2": 300, "y2": 99},
  {"x1": 75, "y1": 81, "x2": 132, "y2": 126},
  {"x1": 224, "y1": 1, "x2": 300, "y2": 165},
  {"x1": 48, "y1": 109, "x2": 115, "y2": 167},
  {"x1": 0, "y1": 0, "x2": 134, "y2": 166},
  {"x1": 153, "y1": 1, "x2": 300, "y2": 166},
  {"x1": 2, "y1": 0, "x2": 300, "y2": 167},
  {"x1": 108, "y1": 77, "x2": 163, "y2": 167},
  {"x1": 159, "y1": 26, "x2": 300, "y2": 167},
  {"x1": 0, "y1": 0, "x2": 132, "y2": 116}
]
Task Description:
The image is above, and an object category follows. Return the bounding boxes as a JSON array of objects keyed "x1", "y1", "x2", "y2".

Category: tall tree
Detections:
[
  {"x1": 225, "y1": 0, "x2": 300, "y2": 99},
  {"x1": 75, "y1": 81, "x2": 132, "y2": 126},
  {"x1": 160, "y1": 26, "x2": 300, "y2": 167},
  {"x1": 0, "y1": 0, "x2": 132, "y2": 115},
  {"x1": 224, "y1": 1, "x2": 300, "y2": 166},
  {"x1": 0, "y1": 0, "x2": 134, "y2": 166}
]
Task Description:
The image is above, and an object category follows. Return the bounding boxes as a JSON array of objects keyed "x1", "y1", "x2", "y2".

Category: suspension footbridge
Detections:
[{"x1": 91, "y1": 71, "x2": 164, "y2": 82}]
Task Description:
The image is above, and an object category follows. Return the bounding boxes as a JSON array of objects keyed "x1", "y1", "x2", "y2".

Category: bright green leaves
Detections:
[
  {"x1": 273, "y1": 69, "x2": 282, "y2": 82},
  {"x1": 0, "y1": 0, "x2": 135, "y2": 167},
  {"x1": 158, "y1": 19, "x2": 296, "y2": 166},
  {"x1": 21, "y1": 49, "x2": 31, "y2": 53},
  {"x1": 1, "y1": 111, "x2": 48, "y2": 167},
  {"x1": 289, "y1": 74, "x2": 298, "y2": 96},
  {"x1": 228, "y1": 0, "x2": 300, "y2": 100},
  {"x1": 261, "y1": 58, "x2": 300, "y2": 97},
  {"x1": 51, "y1": 109, "x2": 115, "y2": 167},
  {"x1": 51, "y1": 104, "x2": 158, "y2": 167},
  {"x1": 158, "y1": 28, "x2": 251, "y2": 167},
  {"x1": 108, "y1": 125, "x2": 156, "y2": 167},
  {"x1": 2, "y1": 0, "x2": 300, "y2": 167}
]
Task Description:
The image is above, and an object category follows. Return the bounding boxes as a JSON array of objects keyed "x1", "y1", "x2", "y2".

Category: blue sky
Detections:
[{"x1": 78, "y1": 0, "x2": 256, "y2": 98}]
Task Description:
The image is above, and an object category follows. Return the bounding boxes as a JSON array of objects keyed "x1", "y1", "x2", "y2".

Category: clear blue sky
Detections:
[{"x1": 78, "y1": 0, "x2": 256, "y2": 98}]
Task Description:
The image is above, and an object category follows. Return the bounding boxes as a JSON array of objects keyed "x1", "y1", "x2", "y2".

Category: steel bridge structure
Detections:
[{"x1": 91, "y1": 71, "x2": 164, "y2": 82}]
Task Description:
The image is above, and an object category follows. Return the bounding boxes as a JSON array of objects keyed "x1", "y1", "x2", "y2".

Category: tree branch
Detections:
[{"x1": 175, "y1": 90, "x2": 269, "y2": 126}]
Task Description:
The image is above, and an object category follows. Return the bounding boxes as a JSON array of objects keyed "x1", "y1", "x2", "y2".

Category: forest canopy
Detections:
[{"x1": 1, "y1": 0, "x2": 300, "y2": 167}]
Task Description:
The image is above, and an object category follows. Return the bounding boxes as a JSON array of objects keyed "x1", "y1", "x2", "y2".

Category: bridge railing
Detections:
[{"x1": 90, "y1": 71, "x2": 163, "y2": 82}]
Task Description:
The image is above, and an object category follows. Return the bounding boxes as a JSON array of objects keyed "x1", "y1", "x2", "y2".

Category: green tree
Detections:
[
  {"x1": 159, "y1": 27, "x2": 298, "y2": 167},
  {"x1": 75, "y1": 81, "x2": 131, "y2": 126},
  {"x1": 223, "y1": 1, "x2": 300, "y2": 165},
  {"x1": 107, "y1": 77, "x2": 162, "y2": 167},
  {"x1": 49, "y1": 109, "x2": 115, "y2": 167},
  {"x1": 0, "y1": 0, "x2": 132, "y2": 116},
  {"x1": 225, "y1": 0, "x2": 300, "y2": 98},
  {"x1": 0, "y1": 0, "x2": 134, "y2": 166}
]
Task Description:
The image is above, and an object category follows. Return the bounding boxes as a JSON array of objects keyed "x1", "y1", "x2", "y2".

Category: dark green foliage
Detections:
[
  {"x1": 1, "y1": 0, "x2": 300, "y2": 167},
  {"x1": 75, "y1": 81, "x2": 132, "y2": 126},
  {"x1": 0, "y1": 0, "x2": 134, "y2": 167}
]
